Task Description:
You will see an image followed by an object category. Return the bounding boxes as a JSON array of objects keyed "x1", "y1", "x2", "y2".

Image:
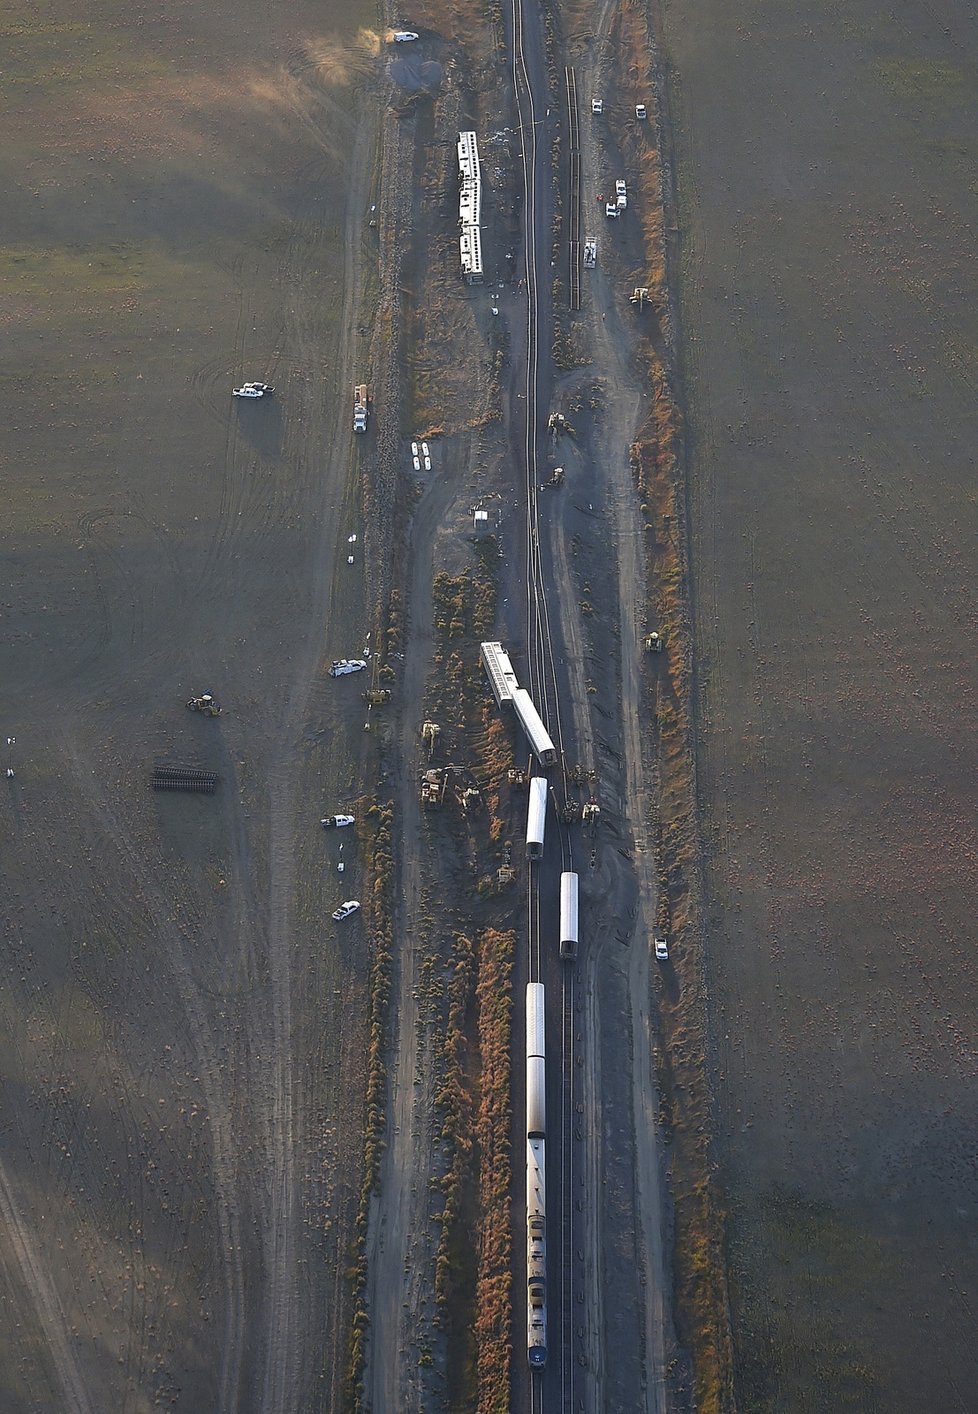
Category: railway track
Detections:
[
  {"x1": 566, "y1": 67, "x2": 582, "y2": 312},
  {"x1": 513, "y1": 0, "x2": 579, "y2": 1407}
]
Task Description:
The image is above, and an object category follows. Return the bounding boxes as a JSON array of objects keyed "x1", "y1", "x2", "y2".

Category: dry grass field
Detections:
[
  {"x1": 0, "y1": 2, "x2": 384, "y2": 1410},
  {"x1": 660, "y1": 0, "x2": 978, "y2": 1406}
]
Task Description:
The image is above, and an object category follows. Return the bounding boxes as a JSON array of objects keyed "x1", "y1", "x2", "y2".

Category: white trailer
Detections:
[
  {"x1": 526, "y1": 776, "x2": 548, "y2": 861},
  {"x1": 559, "y1": 871, "x2": 579, "y2": 961},
  {"x1": 512, "y1": 688, "x2": 557, "y2": 767}
]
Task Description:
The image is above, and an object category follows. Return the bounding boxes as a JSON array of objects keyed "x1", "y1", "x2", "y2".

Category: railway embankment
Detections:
[{"x1": 614, "y1": 0, "x2": 736, "y2": 1406}]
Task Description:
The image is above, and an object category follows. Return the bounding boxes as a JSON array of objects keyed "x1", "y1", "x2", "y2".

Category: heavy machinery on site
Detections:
[
  {"x1": 186, "y1": 693, "x2": 222, "y2": 717},
  {"x1": 420, "y1": 763, "x2": 481, "y2": 813}
]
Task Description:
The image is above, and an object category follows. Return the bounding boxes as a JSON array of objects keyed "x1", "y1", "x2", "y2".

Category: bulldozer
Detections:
[
  {"x1": 363, "y1": 687, "x2": 392, "y2": 706},
  {"x1": 186, "y1": 694, "x2": 222, "y2": 717},
  {"x1": 644, "y1": 631, "x2": 665, "y2": 654}
]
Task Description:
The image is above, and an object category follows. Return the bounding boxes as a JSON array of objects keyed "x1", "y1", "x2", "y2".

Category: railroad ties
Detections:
[
  {"x1": 151, "y1": 765, "x2": 218, "y2": 794},
  {"x1": 565, "y1": 67, "x2": 582, "y2": 311}
]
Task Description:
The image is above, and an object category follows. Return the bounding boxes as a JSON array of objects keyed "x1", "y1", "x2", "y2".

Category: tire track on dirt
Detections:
[
  {"x1": 254, "y1": 86, "x2": 378, "y2": 1411},
  {"x1": 591, "y1": 265, "x2": 670, "y2": 1411},
  {"x1": 258, "y1": 766, "x2": 300, "y2": 1414},
  {"x1": 59, "y1": 742, "x2": 248, "y2": 1414},
  {"x1": 365, "y1": 455, "x2": 457, "y2": 1410},
  {"x1": 0, "y1": 1151, "x2": 93, "y2": 1414}
]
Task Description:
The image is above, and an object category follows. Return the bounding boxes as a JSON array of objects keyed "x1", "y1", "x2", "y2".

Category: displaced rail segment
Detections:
[
  {"x1": 150, "y1": 766, "x2": 218, "y2": 793},
  {"x1": 565, "y1": 68, "x2": 582, "y2": 311}
]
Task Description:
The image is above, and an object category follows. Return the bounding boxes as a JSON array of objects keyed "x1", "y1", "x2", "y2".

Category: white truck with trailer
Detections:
[{"x1": 353, "y1": 384, "x2": 369, "y2": 433}]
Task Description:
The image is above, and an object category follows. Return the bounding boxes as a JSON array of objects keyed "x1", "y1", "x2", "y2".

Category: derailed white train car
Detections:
[
  {"x1": 525, "y1": 776, "x2": 548, "y2": 861},
  {"x1": 526, "y1": 983, "x2": 547, "y2": 1370},
  {"x1": 512, "y1": 687, "x2": 557, "y2": 768},
  {"x1": 559, "y1": 870, "x2": 579, "y2": 961}
]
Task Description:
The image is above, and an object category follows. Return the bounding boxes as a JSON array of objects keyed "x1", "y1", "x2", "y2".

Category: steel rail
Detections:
[
  {"x1": 565, "y1": 67, "x2": 582, "y2": 311},
  {"x1": 560, "y1": 967, "x2": 576, "y2": 1413},
  {"x1": 512, "y1": 0, "x2": 580, "y2": 1407}
]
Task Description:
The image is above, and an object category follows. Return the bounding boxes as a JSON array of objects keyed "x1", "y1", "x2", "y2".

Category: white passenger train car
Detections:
[
  {"x1": 559, "y1": 871, "x2": 579, "y2": 961},
  {"x1": 512, "y1": 687, "x2": 557, "y2": 767},
  {"x1": 526, "y1": 983, "x2": 547, "y2": 1370},
  {"x1": 525, "y1": 776, "x2": 548, "y2": 861}
]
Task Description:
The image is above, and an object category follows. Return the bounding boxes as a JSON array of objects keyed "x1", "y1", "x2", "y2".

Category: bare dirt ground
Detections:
[
  {"x1": 0, "y1": 3, "x2": 386, "y2": 1410},
  {"x1": 659, "y1": 0, "x2": 978, "y2": 1405}
]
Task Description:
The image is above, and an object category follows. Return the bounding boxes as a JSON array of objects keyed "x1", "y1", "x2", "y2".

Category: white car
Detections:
[
  {"x1": 635, "y1": 103, "x2": 647, "y2": 120},
  {"x1": 329, "y1": 658, "x2": 367, "y2": 678},
  {"x1": 605, "y1": 203, "x2": 620, "y2": 219},
  {"x1": 232, "y1": 382, "x2": 274, "y2": 399},
  {"x1": 392, "y1": 30, "x2": 418, "y2": 42},
  {"x1": 332, "y1": 900, "x2": 361, "y2": 921},
  {"x1": 654, "y1": 936, "x2": 669, "y2": 962},
  {"x1": 591, "y1": 97, "x2": 603, "y2": 115},
  {"x1": 321, "y1": 814, "x2": 355, "y2": 829}
]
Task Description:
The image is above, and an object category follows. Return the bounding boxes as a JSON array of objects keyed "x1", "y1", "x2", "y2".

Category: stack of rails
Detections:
[
  {"x1": 151, "y1": 766, "x2": 218, "y2": 794},
  {"x1": 457, "y1": 131, "x2": 484, "y2": 284},
  {"x1": 526, "y1": 982, "x2": 548, "y2": 1369}
]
